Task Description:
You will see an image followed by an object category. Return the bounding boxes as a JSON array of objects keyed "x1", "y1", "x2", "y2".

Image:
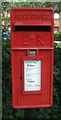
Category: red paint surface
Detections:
[{"x1": 10, "y1": 7, "x2": 54, "y2": 108}]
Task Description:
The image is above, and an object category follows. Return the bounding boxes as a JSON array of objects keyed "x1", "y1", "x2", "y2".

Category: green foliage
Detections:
[
  {"x1": 2, "y1": 2, "x2": 61, "y2": 120},
  {"x1": 1, "y1": 1, "x2": 61, "y2": 12},
  {"x1": 54, "y1": 32, "x2": 61, "y2": 41},
  {"x1": 58, "y1": 2, "x2": 61, "y2": 12}
]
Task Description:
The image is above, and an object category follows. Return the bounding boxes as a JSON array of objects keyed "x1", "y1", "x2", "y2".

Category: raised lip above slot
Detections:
[{"x1": 14, "y1": 22, "x2": 52, "y2": 26}]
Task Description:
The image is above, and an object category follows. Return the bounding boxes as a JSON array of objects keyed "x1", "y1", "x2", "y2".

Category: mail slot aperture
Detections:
[{"x1": 14, "y1": 25, "x2": 51, "y2": 31}]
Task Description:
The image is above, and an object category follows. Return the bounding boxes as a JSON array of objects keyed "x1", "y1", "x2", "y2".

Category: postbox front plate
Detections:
[{"x1": 11, "y1": 50, "x2": 53, "y2": 108}]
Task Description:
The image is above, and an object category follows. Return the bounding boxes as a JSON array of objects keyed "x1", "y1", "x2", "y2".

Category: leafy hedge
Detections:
[
  {"x1": 2, "y1": 2, "x2": 61, "y2": 120},
  {"x1": 54, "y1": 32, "x2": 61, "y2": 41}
]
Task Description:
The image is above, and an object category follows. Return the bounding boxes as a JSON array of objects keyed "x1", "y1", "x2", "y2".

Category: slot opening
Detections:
[{"x1": 14, "y1": 26, "x2": 51, "y2": 31}]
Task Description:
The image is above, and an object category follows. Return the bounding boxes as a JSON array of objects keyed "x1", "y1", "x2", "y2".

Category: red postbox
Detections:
[{"x1": 10, "y1": 7, "x2": 54, "y2": 108}]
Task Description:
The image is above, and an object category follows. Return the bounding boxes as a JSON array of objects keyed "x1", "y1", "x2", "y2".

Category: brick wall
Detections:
[
  {"x1": 59, "y1": 12, "x2": 61, "y2": 32},
  {"x1": 54, "y1": 19, "x2": 59, "y2": 27}
]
